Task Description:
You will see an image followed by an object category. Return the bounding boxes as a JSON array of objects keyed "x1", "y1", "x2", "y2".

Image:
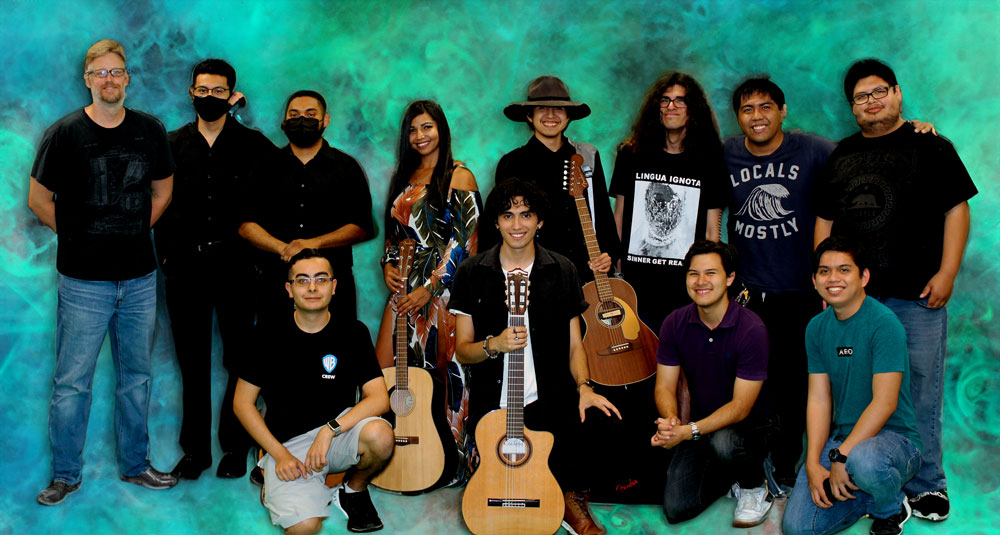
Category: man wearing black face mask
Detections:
[
  {"x1": 240, "y1": 90, "x2": 374, "y2": 326},
  {"x1": 155, "y1": 58, "x2": 279, "y2": 481}
]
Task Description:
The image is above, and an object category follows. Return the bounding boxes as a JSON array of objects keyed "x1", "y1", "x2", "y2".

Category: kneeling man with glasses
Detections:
[{"x1": 234, "y1": 250, "x2": 393, "y2": 534}]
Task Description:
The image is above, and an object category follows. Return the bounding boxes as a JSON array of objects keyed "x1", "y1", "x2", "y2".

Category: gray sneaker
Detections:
[
  {"x1": 121, "y1": 467, "x2": 179, "y2": 490},
  {"x1": 733, "y1": 483, "x2": 773, "y2": 528},
  {"x1": 37, "y1": 480, "x2": 81, "y2": 505}
]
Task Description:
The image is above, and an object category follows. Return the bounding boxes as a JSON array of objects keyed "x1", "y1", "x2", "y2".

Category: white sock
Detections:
[{"x1": 343, "y1": 483, "x2": 362, "y2": 494}]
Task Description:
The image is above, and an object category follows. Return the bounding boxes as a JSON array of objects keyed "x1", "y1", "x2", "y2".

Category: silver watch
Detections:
[
  {"x1": 689, "y1": 421, "x2": 701, "y2": 441},
  {"x1": 326, "y1": 419, "x2": 342, "y2": 437}
]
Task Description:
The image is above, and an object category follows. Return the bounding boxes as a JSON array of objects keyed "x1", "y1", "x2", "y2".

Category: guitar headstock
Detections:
[
  {"x1": 398, "y1": 238, "x2": 416, "y2": 281},
  {"x1": 505, "y1": 269, "x2": 530, "y2": 316},
  {"x1": 567, "y1": 154, "x2": 587, "y2": 199}
]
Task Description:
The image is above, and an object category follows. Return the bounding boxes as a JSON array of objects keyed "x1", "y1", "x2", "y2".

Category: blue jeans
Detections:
[
  {"x1": 782, "y1": 431, "x2": 921, "y2": 535},
  {"x1": 879, "y1": 297, "x2": 947, "y2": 494},
  {"x1": 49, "y1": 272, "x2": 156, "y2": 485}
]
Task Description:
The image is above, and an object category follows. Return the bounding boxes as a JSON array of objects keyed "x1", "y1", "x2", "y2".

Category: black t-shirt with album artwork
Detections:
[
  {"x1": 609, "y1": 148, "x2": 727, "y2": 329},
  {"x1": 239, "y1": 315, "x2": 382, "y2": 444}
]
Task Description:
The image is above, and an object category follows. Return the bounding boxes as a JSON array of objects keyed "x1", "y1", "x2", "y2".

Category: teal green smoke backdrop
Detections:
[{"x1": 1, "y1": 0, "x2": 997, "y2": 533}]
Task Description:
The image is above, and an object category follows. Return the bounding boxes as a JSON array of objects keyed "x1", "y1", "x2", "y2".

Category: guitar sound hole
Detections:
[
  {"x1": 390, "y1": 389, "x2": 414, "y2": 416},
  {"x1": 597, "y1": 301, "x2": 625, "y2": 328},
  {"x1": 496, "y1": 435, "x2": 532, "y2": 467}
]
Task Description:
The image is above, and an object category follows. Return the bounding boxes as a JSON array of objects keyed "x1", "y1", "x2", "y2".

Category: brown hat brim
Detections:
[{"x1": 503, "y1": 100, "x2": 591, "y2": 121}]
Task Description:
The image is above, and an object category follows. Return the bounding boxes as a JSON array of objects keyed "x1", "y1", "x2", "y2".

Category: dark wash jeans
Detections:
[{"x1": 663, "y1": 415, "x2": 776, "y2": 524}]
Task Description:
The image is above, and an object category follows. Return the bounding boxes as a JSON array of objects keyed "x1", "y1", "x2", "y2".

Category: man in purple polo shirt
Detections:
[{"x1": 651, "y1": 240, "x2": 774, "y2": 528}]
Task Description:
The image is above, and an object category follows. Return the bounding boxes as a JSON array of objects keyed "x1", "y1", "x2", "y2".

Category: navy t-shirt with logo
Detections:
[{"x1": 239, "y1": 314, "x2": 382, "y2": 444}]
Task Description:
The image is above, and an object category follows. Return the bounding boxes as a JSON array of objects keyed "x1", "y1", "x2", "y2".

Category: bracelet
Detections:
[{"x1": 482, "y1": 335, "x2": 496, "y2": 359}]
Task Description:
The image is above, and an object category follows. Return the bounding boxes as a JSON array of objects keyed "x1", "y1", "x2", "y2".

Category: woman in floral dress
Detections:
[{"x1": 377, "y1": 100, "x2": 480, "y2": 481}]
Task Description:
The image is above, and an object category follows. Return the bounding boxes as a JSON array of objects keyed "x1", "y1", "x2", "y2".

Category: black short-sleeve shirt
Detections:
[
  {"x1": 814, "y1": 127, "x2": 978, "y2": 298},
  {"x1": 609, "y1": 147, "x2": 727, "y2": 327},
  {"x1": 239, "y1": 315, "x2": 383, "y2": 444},
  {"x1": 32, "y1": 108, "x2": 174, "y2": 280},
  {"x1": 244, "y1": 140, "x2": 374, "y2": 272}
]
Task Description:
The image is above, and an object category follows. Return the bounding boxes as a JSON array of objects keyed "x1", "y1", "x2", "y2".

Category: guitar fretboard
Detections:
[{"x1": 505, "y1": 312, "x2": 525, "y2": 441}]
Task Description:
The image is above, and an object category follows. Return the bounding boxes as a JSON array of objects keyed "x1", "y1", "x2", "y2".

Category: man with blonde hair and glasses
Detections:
[{"x1": 28, "y1": 38, "x2": 176, "y2": 505}]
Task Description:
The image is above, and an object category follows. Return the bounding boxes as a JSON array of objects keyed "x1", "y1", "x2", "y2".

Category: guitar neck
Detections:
[
  {"x1": 505, "y1": 313, "x2": 526, "y2": 441},
  {"x1": 395, "y1": 296, "x2": 408, "y2": 390},
  {"x1": 573, "y1": 196, "x2": 615, "y2": 301}
]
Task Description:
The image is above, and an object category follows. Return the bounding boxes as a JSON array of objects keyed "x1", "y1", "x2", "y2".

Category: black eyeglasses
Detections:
[
  {"x1": 851, "y1": 86, "x2": 891, "y2": 105},
  {"x1": 86, "y1": 68, "x2": 127, "y2": 79},
  {"x1": 289, "y1": 277, "x2": 333, "y2": 287},
  {"x1": 193, "y1": 86, "x2": 230, "y2": 97},
  {"x1": 659, "y1": 96, "x2": 688, "y2": 109}
]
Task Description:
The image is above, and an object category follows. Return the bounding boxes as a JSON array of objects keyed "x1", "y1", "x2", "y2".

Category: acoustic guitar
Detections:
[
  {"x1": 462, "y1": 270, "x2": 564, "y2": 535},
  {"x1": 567, "y1": 154, "x2": 658, "y2": 385},
  {"x1": 372, "y1": 238, "x2": 456, "y2": 493}
]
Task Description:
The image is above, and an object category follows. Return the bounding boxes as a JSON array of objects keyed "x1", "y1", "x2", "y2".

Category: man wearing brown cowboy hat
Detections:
[{"x1": 488, "y1": 75, "x2": 621, "y2": 285}]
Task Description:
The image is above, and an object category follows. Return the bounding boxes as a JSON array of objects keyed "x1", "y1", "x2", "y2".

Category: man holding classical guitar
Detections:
[
  {"x1": 234, "y1": 250, "x2": 394, "y2": 534},
  {"x1": 450, "y1": 178, "x2": 620, "y2": 535},
  {"x1": 652, "y1": 240, "x2": 776, "y2": 528}
]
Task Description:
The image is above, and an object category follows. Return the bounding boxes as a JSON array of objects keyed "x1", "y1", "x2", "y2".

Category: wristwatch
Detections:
[
  {"x1": 326, "y1": 419, "x2": 342, "y2": 437},
  {"x1": 577, "y1": 379, "x2": 597, "y2": 392},
  {"x1": 689, "y1": 421, "x2": 701, "y2": 441},
  {"x1": 828, "y1": 448, "x2": 848, "y2": 464}
]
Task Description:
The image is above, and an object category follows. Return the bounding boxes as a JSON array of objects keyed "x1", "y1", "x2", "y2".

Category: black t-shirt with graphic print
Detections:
[
  {"x1": 815, "y1": 126, "x2": 977, "y2": 299},
  {"x1": 239, "y1": 314, "x2": 382, "y2": 444},
  {"x1": 609, "y1": 147, "x2": 727, "y2": 330},
  {"x1": 32, "y1": 108, "x2": 174, "y2": 280}
]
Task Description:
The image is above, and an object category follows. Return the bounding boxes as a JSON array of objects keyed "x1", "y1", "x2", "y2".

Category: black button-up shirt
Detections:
[
  {"x1": 448, "y1": 244, "x2": 588, "y2": 432},
  {"x1": 245, "y1": 140, "x2": 374, "y2": 272},
  {"x1": 156, "y1": 115, "x2": 277, "y2": 268}
]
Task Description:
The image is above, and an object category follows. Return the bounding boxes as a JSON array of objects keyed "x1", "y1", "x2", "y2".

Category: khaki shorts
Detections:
[{"x1": 260, "y1": 410, "x2": 387, "y2": 529}]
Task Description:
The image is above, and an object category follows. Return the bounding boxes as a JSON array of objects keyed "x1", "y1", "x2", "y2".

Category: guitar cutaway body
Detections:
[
  {"x1": 581, "y1": 277, "x2": 658, "y2": 385},
  {"x1": 462, "y1": 409, "x2": 564, "y2": 535}
]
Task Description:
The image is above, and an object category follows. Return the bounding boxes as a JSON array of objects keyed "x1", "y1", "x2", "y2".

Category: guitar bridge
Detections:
[
  {"x1": 606, "y1": 342, "x2": 632, "y2": 354},
  {"x1": 394, "y1": 436, "x2": 419, "y2": 445},
  {"x1": 487, "y1": 498, "x2": 541, "y2": 508}
]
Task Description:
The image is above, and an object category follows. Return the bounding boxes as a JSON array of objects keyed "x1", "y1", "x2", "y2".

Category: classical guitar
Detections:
[
  {"x1": 568, "y1": 154, "x2": 658, "y2": 385},
  {"x1": 372, "y1": 238, "x2": 457, "y2": 493},
  {"x1": 462, "y1": 270, "x2": 564, "y2": 535}
]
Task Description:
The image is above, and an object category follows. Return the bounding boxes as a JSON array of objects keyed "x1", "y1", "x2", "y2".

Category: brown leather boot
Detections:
[{"x1": 562, "y1": 491, "x2": 606, "y2": 535}]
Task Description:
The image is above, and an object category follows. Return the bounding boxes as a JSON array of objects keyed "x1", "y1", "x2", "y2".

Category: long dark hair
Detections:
[
  {"x1": 383, "y1": 100, "x2": 455, "y2": 239},
  {"x1": 620, "y1": 72, "x2": 722, "y2": 158}
]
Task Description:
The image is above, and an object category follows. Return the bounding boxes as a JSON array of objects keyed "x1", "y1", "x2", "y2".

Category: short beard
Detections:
[
  {"x1": 99, "y1": 86, "x2": 123, "y2": 105},
  {"x1": 861, "y1": 113, "x2": 902, "y2": 136}
]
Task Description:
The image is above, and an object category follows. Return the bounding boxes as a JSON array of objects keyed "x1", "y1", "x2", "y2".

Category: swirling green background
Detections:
[{"x1": 1, "y1": 0, "x2": 996, "y2": 533}]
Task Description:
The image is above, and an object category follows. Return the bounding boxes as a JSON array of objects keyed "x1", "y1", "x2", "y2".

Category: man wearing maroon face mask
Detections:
[
  {"x1": 156, "y1": 59, "x2": 278, "y2": 481},
  {"x1": 240, "y1": 90, "x2": 374, "y2": 327}
]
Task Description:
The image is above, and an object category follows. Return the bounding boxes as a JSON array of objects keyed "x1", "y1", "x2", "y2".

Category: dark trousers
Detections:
[
  {"x1": 164, "y1": 253, "x2": 254, "y2": 461},
  {"x1": 743, "y1": 287, "x2": 821, "y2": 485},
  {"x1": 663, "y1": 416, "x2": 775, "y2": 524}
]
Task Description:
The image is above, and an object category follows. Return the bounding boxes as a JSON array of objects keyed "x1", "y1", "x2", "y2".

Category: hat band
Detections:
[{"x1": 526, "y1": 95, "x2": 574, "y2": 102}]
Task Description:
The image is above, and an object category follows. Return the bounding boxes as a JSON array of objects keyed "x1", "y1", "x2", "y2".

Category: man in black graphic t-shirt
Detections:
[
  {"x1": 610, "y1": 72, "x2": 727, "y2": 331},
  {"x1": 28, "y1": 39, "x2": 177, "y2": 506}
]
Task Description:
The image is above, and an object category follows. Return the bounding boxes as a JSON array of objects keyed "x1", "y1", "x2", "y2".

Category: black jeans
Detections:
[
  {"x1": 663, "y1": 416, "x2": 776, "y2": 524},
  {"x1": 742, "y1": 287, "x2": 821, "y2": 485},
  {"x1": 164, "y1": 250, "x2": 255, "y2": 460}
]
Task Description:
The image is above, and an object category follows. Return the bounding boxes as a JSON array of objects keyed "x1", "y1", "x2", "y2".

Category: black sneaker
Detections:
[
  {"x1": 870, "y1": 499, "x2": 912, "y2": 535},
  {"x1": 249, "y1": 466, "x2": 264, "y2": 487},
  {"x1": 121, "y1": 467, "x2": 179, "y2": 490},
  {"x1": 909, "y1": 489, "x2": 949, "y2": 521},
  {"x1": 334, "y1": 486, "x2": 384, "y2": 532},
  {"x1": 36, "y1": 480, "x2": 81, "y2": 506}
]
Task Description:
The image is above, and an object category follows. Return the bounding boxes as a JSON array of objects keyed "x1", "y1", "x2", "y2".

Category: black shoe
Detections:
[
  {"x1": 249, "y1": 466, "x2": 264, "y2": 487},
  {"x1": 870, "y1": 499, "x2": 912, "y2": 535},
  {"x1": 335, "y1": 486, "x2": 384, "y2": 532},
  {"x1": 37, "y1": 480, "x2": 81, "y2": 506},
  {"x1": 217, "y1": 451, "x2": 248, "y2": 478},
  {"x1": 171, "y1": 454, "x2": 212, "y2": 480},
  {"x1": 121, "y1": 467, "x2": 179, "y2": 490},
  {"x1": 909, "y1": 489, "x2": 949, "y2": 521}
]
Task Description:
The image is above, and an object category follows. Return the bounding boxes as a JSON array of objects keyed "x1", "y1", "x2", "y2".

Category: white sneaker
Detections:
[{"x1": 733, "y1": 483, "x2": 773, "y2": 528}]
